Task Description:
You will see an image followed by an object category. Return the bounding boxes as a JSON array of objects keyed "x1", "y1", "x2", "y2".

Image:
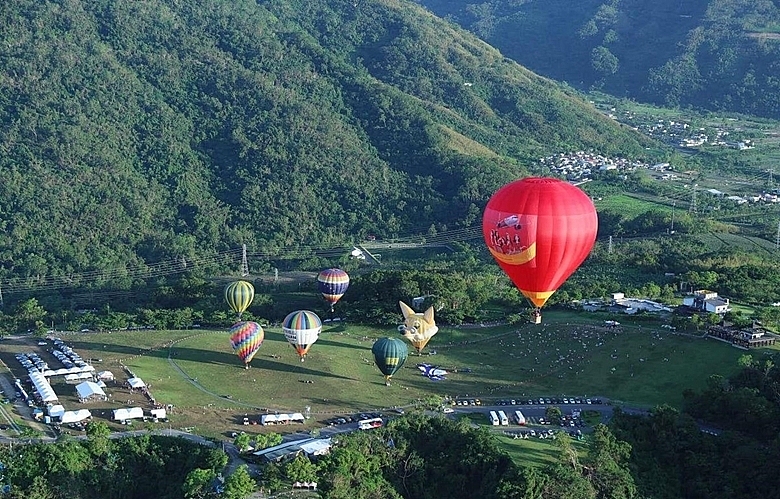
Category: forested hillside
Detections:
[
  {"x1": 416, "y1": 0, "x2": 780, "y2": 118},
  {"x1": 0, "y1": 0, "x2": 652, "y2": 288}
]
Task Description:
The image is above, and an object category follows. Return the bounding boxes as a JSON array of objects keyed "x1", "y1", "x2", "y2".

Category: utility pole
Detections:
[
  {"x1": 670, "y1": 201, "x2": 676, "y2": 233},
  {"x1": 689, "y1": 185, "x2": 697, "y2": 214}
]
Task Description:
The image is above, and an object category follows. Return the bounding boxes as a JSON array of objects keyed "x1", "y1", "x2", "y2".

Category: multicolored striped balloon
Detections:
[
  {"x1": 282, "y1": 310, "x2": 322, "y2": 361},
  {"x1": 317, "y1": 268, "x2": 350, "y2": 312},
  {"x1": 229, "y1": 321, "x2": 264, "y2": 368}
]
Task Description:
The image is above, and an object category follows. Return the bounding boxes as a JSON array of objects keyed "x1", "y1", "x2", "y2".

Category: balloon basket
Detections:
[
  {"x1": 530, "y1": 309, "x2": 542, "y2": 324},
  {"x1": 300, "y1": 357, "x2": 305, "y2": 362}
]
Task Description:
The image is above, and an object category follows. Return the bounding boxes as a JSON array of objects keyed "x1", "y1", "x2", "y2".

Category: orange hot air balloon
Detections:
[{"x1": 482, "y1": 177, "x2": 598, "y2": 322}]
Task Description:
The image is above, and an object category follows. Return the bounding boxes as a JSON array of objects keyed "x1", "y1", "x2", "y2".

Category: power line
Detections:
[{"x1": 0, "y1": 224, "x2": 486, "y2": 295}]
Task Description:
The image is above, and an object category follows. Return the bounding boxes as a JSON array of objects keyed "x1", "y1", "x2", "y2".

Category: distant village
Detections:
[{"x1": 538, "y1": 107, "x2": 775, "y2": 206}]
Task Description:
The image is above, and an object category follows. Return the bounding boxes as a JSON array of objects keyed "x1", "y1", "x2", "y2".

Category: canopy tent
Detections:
[
  {"x1": 29, "y1": 371, "x2": 58, "y2": 403},
  {"x1": 150, "y1": 408, "x2": 166, "y2": 419},
  {"x1": 113, "y1": 407, "x2": 144, "y2": 421},
  {"x1": 127, "y1": 377, "x2": 146, "y2": 389},
  {"x1": 75, "y1": 381, "x2": 106, "y2": 402},
  {"x1": 65, "y1": 372, "x2": 94, "y2": 383},
  {"x1": 96, "y1": 370, "x2": 114, "y2": 381},
  {"x1": 61, "y1": 409, "x2": 92, "y2": 424},
  {"x1": 48, "y1": 404, "x2": 65, "y2": 418},
  {"x1": 261, "y1": 413, "x2": 305, "y2": 425}
]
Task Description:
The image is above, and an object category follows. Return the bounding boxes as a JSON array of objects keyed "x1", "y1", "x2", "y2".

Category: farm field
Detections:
[{"x1": 2, "y1": 310, "x2": 767, "y2": 440}]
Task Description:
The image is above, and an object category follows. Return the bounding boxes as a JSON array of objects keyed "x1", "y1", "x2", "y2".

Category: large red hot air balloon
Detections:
[{"x1": 482, "y1": 177, "x2": 598, "y2": 322}]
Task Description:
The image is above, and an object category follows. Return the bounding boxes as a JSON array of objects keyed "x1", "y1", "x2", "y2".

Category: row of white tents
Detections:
[
  {"x1": 260, "y1": 413, "x2": 306, "y2": 425},
  {"x1": 46, "y1": 405, "x2": 165, "y2": 424}
]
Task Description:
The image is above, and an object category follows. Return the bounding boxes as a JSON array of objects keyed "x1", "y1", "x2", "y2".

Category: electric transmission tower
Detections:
[
  {"x1": 776, "y1": 221, "x2": 780, "y2": 250},
  {"x1": 608, "y1": 236, "x2": 613, "y2": 254},
  {"x1": 240, "y1": 244, "x2": 249, "y2": 277}
]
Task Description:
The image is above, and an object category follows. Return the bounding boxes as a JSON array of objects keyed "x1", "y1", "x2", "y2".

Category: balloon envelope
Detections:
[
  {"x1": 317, "y1": 268, "x2": 350, "y2": 310},
  {"x1": 229, "y1": 321, "x2": 264, "y2": 365},
  {"x1": 225, "y1": 281, "x2": 255, "y2": 316},
  {"x1": 372, "y1": 337, "x2": 408, "y2": 381},
  {"x1": 282, "y1": 310, "x2": 322, "y2": 359},
  {"x1": 482, "y1": 177, "x2": 598, "y2": 308}
]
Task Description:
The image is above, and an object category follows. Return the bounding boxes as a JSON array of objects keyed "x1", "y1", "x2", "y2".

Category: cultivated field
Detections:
[{"x1": 2, "y1": 310, "x2": 769, "y2": 439}]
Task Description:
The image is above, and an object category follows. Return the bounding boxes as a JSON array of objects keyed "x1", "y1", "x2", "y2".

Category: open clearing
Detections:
[{"x1": 2, "y1": 310, "x2": 769, "y2": 440}]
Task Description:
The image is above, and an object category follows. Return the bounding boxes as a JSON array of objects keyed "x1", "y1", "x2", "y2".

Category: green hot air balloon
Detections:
[
  {"x1": 372, "y1": 337, "x2": 408, "y2": 386},
  {"x1": 225, "y1": 280, "x2": 255, "y2": 319}
]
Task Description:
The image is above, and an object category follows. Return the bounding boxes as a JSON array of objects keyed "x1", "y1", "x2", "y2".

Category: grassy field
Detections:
[
  {"x1": 594, "y1": 194, "x2": 672, "y2": 218},
  {"x1": 3, "y1": 310, "x2": 767, "y2": 436},
  {"x1": 3, "y1": 309, "x2": 772, "y2": 469}
]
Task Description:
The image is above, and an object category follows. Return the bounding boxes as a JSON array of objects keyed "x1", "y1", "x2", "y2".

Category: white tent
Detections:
[
  {"x1": 150, "y1": 408, "x2": 166, "y2": 419},
  {"x1": 127, "y1": 377, "x2": 146, "y2": 389},
  {"x1": 61, "y1": 409, "x2": 92, "y2": 424},
  {"x1": 96, "y1": 370, "x2": 114, "y2": 381},
  {"x1": 29, "y1": 371, "x2": 58, "y2": 403},
  {"x1": 75, "y1": 381, "x2": 107, "y2": 402},
  {"x1": 261, "y1": 413, "x2": 305, "y2": 425},
  {"x1": 113, "y1": 407, "x2": 144, "y2": 421},
  {"x1": 48, "y1": 404, "x2": 65, "y2": 418}
]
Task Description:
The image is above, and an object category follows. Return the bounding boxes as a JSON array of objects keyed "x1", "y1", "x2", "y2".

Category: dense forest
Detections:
[
  {"x1": 415, "y1": 0, "x2": 780, "y2": 119},
  {"x1": 5, "y1": 355, "x2": 778, "y2": 499},
  {"x1": 0, "y1": 0, "x2": 653, "y2": 294}
]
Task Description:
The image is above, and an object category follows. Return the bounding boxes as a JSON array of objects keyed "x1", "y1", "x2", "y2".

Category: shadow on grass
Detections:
[{"x1": 168, "y1": 347, "x2": 356, "y2": 381}]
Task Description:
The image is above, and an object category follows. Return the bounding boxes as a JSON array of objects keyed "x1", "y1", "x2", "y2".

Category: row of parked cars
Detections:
[
  {"x1": 495, "y1": 397, "x2": 603, "y2": 406},
  {"x1": 15, "y1": 353, "x2": 49, "y2": 372},
  {"x1": 453, "y1": 397, "x2": 603, "y2": 407},
  {"x1": 323, "y1": 412, "x2": 382, "y2": 426}
]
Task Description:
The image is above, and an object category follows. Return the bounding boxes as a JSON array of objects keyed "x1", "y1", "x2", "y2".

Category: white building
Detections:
[{"x1": 684, "y1": 290, "x2": 731, "y2": 314}]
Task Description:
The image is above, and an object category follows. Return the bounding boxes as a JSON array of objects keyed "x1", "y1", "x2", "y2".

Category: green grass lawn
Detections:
[
  {"x1": 495, "y1": 432, "x2": 589, "y2": 468},
  {"x1": 594, "y1": 193, "x2": 671, "y2": 219},
  {"x1": 64, "y1": 311, "x2": 757, "y2": 417},
  {"x1": 9, "y1": 309, "x2": 763, "y2": 465}
]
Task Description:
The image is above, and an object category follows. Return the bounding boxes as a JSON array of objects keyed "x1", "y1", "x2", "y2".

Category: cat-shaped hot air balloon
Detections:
[{"x1": 397, "y1": 301, "x2": 439, "y2": 354}]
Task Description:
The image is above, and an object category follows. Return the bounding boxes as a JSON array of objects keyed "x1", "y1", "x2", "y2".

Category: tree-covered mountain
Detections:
[
  {"x1": 0, "y1": 0, "x2": 652, "y2": 288},
  {"x1": 415, "y1": 0, "x2": 780, "y2": 119}
]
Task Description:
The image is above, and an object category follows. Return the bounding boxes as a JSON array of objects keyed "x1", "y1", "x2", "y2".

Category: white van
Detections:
[{"x1": 498, "y1": 410, "x2": 509, "y2": 426}]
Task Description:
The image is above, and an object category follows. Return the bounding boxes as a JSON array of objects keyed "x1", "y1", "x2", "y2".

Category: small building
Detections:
[
  {"x1": 684, "y1": 290, "x2": 730, "y2": 314},
  {"x1": 75, "y1": 381, "x2": 107, "y2": 403},
  {"x1": 299, "y1": 438, "x2": 332, "y2": 457},
  {"x1": 708, "y1": 325, "x2": 777, "y2": 349}
]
